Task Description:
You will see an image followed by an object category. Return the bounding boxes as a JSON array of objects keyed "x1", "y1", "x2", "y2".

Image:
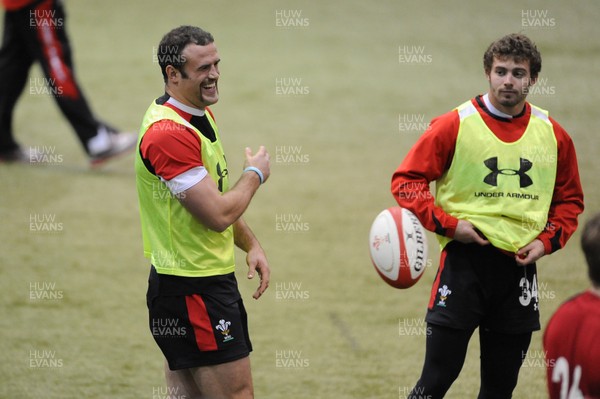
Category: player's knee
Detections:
[{"x1": 229, "y1": 383, "x2": 253, "y2": 399}]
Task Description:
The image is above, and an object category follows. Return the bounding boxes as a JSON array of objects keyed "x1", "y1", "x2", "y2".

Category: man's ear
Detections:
[{"x1": 165, "y1": 65, "x2": 179, "y2": 84}]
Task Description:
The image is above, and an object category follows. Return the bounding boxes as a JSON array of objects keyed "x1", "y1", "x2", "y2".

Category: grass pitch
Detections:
[{"x1": 1, "y1": 0, "x2": 599, "y2": 398}]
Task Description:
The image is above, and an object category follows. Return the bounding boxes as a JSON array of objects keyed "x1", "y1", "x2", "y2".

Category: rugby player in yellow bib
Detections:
[
  {"x1": 391, "y1": 33, "x2": 584, "y2": 399},
  {"x1": 135, "y1": 26, "x2": 271, "y2": 398}
]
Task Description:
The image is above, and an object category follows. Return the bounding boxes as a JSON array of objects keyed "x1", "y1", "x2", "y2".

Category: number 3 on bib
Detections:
[{"x1": 519, "y1": 274, "x2": 538, "y2": 307}]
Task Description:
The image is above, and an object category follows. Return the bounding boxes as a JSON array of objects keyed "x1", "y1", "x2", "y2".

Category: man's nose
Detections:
[
  {"x1": 209, "y1": 65, "x2": 219, "y2": 79},
  {"x1": 502, "y1": 73, "x2": 515, "y2": 86}
]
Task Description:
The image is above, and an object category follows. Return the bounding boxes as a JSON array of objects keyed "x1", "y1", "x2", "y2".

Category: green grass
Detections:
[{"x1": 1, "y1": 0, "x2": 599, "y2": 397}]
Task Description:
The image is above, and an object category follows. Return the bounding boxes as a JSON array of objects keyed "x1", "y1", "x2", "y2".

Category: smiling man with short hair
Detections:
[{"x1": 135, "y1": 25, "x2": 271, "y2": 398}]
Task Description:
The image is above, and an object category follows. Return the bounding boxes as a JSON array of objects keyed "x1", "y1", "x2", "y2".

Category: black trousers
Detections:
[
  {"x1": 0, "y1": 0, "x2": 109, "y2": 153},
  {"x1": 408, "y1": 323, "x2": 532, "y2": 399}
]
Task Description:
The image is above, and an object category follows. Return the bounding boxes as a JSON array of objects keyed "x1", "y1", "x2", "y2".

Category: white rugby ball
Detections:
[{"x1": 369, "y1": 207, "x2": 428, "y2": 289}]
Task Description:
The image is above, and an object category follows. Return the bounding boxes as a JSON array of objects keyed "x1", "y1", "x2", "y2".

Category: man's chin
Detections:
[
  {"x1": 499, "y1": 100, "x2": 519, "y2": 107},
  {"x1": 498, "y1": 95, "x2": 522, "y2": 108},
  {"x1": 201, "y1": 95, "x2": 219, "y2": 106}
]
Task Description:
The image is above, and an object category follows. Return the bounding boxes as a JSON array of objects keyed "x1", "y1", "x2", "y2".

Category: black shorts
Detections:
[
  {"x1": 426, "y1": 241, "x2": 540, "y2": 334},
  {"x1": 146, "y1": 266, "x2": 252, "y2": 370}
]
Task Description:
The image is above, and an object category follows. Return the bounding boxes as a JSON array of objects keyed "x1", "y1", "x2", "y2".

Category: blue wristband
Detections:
[{"x1": 243, "y1": 166, "x2": 264, "y2": 184}]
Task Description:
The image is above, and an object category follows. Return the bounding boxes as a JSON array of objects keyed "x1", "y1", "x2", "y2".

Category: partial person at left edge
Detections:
[{"x1": 0, "y1": 0, "x2": 136, "y2": 166}]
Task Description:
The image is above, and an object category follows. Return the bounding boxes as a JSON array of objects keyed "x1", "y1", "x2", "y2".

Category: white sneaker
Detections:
[{"x1": 89, "y1": 130, "x2": 137, "y2": 167}]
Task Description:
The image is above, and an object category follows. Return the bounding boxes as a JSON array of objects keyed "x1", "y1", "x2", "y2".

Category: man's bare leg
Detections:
[
  {"x1": 164, "y1": 360, "x2": 202, "y2": 399},
  {"x1": 165, "y1": 357, "x2": 253, "y2": 399}
]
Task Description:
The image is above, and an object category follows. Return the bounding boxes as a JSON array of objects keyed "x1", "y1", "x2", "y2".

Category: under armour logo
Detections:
[
  {"x1": 216, "y1": 162, "x2": 228, "y2": 193},
  {"x1": 483, "y1": 157, "x2": 533, "y2": 188}
]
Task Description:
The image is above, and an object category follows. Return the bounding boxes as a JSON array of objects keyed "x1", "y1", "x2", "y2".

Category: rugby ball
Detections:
[{"x1": 369, "y1": 207, "x2": 428, "y2": 289}]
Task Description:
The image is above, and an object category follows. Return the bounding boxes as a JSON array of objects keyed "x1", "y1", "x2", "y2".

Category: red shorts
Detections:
[{"x1": 146, "y1": 266, "x2": 252, "y2": 370}]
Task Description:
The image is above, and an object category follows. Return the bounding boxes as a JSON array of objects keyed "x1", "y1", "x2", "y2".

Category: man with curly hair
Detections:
[{"x1": 391, "y1": 33, "x2": 584, "y2": 398}]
